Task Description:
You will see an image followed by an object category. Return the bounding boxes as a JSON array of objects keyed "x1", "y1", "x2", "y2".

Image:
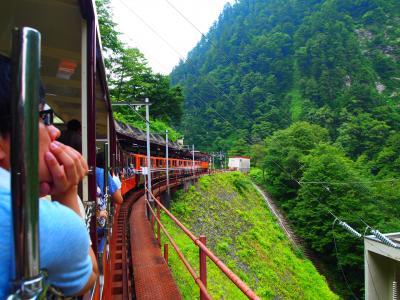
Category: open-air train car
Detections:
[
  {"x1": 1, "y1": 0, "x2": 209, "y2": 299},
  {"x1": 1, "y1": 0, "x2": 115, "y2": 298}
]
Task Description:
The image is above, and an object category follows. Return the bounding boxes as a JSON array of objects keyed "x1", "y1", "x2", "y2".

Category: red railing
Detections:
[{"x1": 145, "y1": 188, "x2": 260, "y2": 300}]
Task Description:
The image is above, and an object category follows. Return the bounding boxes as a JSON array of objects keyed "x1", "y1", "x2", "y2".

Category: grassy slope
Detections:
[{"x1": 159, "y1": 172, "x2": 338, "y2": 299}]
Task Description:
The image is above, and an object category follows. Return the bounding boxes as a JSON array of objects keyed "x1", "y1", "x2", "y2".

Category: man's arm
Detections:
[
  {"x1": 108, "y1": 173, "x2": 123, "y2": 204},
  {"x1": 41, "y1": 141, "x2": 98, "y2": 294},
  {"x1": 75, "y1": 247, "x2": 98, "y2": 295},
  {"x1": 111, "y1": 189, "x2": 123, "y2": 205}
]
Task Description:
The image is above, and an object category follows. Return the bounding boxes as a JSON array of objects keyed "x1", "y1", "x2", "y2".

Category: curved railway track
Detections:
[{"x1": 111, "y1": 171, "x2": 208, "y2": 299}]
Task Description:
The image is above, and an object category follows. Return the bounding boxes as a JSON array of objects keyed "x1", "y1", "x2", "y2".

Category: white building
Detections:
[
  {"x1": 364, "y1": 232, "x2": 400, "y2": 299},
  {"x1": 228, "y1": 156, "x2": 250, "y2": 173}
]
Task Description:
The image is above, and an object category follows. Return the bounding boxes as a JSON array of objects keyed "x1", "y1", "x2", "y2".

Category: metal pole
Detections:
[
  {"x1": 166, "y1": 130, "x2": 170, "y2": 196},
  {"x1": 164, "y1": 243, "x2": 169, "y2": 264},
  {"x1": 10, "y1": 27, "x2": 44, "y2": 297},
  {"x1": 192, "y1": 144, "x2": 195, "y2": 175},
  {"x1": 145, "y1": 98, "x2": 152, "y2": 206},
  {"x1": 199, "y1": 235, "x2": 207, "y2": 300},
  {"x1": 103, "y1": 143, "x2": 109, "y2": 197},
  {"x1": 157, "y1": 201, "x2": 161, "y2": 247},
  {"x1": 104, "y1": 143, "x2": 111, "y2": 232},
  {"x1": 144, "y1": 174, "x2": 148, "y2": 219}
]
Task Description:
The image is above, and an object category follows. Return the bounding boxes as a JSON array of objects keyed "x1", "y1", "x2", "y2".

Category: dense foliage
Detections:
[
  {"x1": 171, "y1": 0, "x2": 400, "y2": 297},
  {"x1": 96, "y1": 0, "x2": 184, "y2": 130},
  {"x1": 161, "y1": 173, "x2": 337, "y2": 299},
  {"x1": 171, "y1": 0, "x2": 400, "y2": 153}
]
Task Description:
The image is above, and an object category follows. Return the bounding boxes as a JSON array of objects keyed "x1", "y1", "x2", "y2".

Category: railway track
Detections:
[{"x1": 110, "y1": 172, "x2": 207, "y2": 299}]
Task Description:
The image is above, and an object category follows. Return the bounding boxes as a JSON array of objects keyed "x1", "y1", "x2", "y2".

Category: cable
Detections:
[
  {"x1": 299, "y1": 178, "x2": 400, "y2": 185},
  {"x1": 332, "y1": 219, "x2": 360, "y2": 300},
  {"x1": 117, "y1": 0, "x2": 186, "y2": 59},
  {"x1": 164, "y1": 0, "x2": 208, "y2": 40},
  {"x1": 114, "y1": 0, "x2": 247, "y2": 140}
]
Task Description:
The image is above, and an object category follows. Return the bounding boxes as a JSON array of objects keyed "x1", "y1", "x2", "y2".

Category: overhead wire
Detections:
[
  {"x1": 116, "y1": 0, "x2": 248, "y2": 142},
  {"x1": 299, "y1": 178, "x2": 400, "y2": 185},
  {"x1": 111, "y1": 4, "x2": 396, "y2": 297},
  {"x1": 117, "y1": 0, "x2": 392, "y2": 237},
  {"x1": 117, "y1": 0, "x2": 186, "y2": 59},
  {"x1": 162, "y1": 0, "x2": 242, "y2": 109},
  {"x1": 332, "y1": 219, "x2": 360, "y2": 300}
]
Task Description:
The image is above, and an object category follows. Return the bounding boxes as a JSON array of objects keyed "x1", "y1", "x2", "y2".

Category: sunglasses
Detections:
[{"x1": 39, "y1": 109, "x2": 54, "y2": 126}]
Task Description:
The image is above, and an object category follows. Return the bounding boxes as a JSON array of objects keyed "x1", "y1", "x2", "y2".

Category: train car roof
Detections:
[
  {"x1": 0, "y1": 0, "x2": 111, "y2": 139},
  {"x1": 115, "y1": 120, "x2": 211, "y2": 161}
]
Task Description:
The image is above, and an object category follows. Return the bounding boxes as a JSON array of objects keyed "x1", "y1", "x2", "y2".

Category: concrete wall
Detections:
[
  {"x1": 228, "y1": 157, "x2": 250, "y2": 173},
  {"x1": 364, "y1": 234, "x2": 400, "y2": 299}
]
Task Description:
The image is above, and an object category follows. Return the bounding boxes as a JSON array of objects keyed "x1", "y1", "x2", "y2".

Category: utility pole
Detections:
[
  {"x1": 145, "y1": 98, "x2": 152, "y2": 206},
  {"x1": 192, "y1": 144, "x2": 195, "y2": 175},
  {"x1": 166, "y1": 130, "x2": 170, "y2": 197}
]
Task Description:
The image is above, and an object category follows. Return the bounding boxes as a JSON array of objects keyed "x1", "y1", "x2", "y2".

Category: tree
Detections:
[
  {"x1": 96, "y1": 1, "x2": 185, "y2": 127},
  {"x1": 336, "y1": 113, "x2": 390, "y2": 160},
  {"x1": 96, "y1": 0, "x2": 124, "y2": 80},
  {"x1": 262, "y1": 122, "x2": 329, "y2": 204},
  {"x1": 292, "y1": 143, "x2": 376, "y2": 297}
]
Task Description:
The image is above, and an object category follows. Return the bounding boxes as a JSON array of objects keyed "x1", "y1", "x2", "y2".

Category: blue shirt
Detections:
[
  {"x1": 95, "y1": 167, "x2": 118, "y2": 196},
  {"x1": 0, "y1": 167, "x2": 93, "y2": 298}
]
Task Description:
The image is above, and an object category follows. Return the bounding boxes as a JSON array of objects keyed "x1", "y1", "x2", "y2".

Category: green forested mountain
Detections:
[
  {"x1": 171, "y1": 0, "x2": 400, "y2": 152},
  {"x1": 171, "y1": 0, "x2": 400, "y2": 298}
]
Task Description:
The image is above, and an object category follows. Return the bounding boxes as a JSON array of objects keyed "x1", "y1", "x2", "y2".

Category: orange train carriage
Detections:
[{"x1": 120, "y1": 154, "x2": 209, "y2": 196}]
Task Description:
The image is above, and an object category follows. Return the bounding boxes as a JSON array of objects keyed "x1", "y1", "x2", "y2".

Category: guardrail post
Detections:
[
  {"x1": 157, "y1": 199, "x2": 161, "y2": 247},
  {"x1": 151, "y1": 211, "x2": 155, "y2": 232},
  {"x1": 164, "y1": 243, "x2": 169, "y2": 264},
  {"x1": 199, "y1": 235, "x2": 207, "y2": 300}
]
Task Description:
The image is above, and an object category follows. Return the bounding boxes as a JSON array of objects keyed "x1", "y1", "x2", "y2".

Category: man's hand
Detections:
[
  {"x1": 40, "y1": 141, "x2": 88, "y2": 215},
  {"x1": 97, "y1": 210, "x2": 108, "y2": 219}
]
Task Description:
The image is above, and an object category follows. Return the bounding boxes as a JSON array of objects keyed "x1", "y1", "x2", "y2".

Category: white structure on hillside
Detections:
[
  {"x1": 228, "y1": 156, "x2": 250, "y2": 173},
  {"x1": 364, "y1": 232, "x2": 400, "y2": 299}
]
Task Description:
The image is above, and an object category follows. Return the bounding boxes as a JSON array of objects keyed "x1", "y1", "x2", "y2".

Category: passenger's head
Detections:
[
  {"x1": 0, "y1": 54, "x2": 60, "y2": 182},
  {"x1": 96, "y1": 151, "x2": 105, "y2": 169},
  {"x1": 66, "y1": 119, "x2": 81, "y2": 132},
  {"x1": 0, "y1": 55, "x2": 47, "y2": 137}
]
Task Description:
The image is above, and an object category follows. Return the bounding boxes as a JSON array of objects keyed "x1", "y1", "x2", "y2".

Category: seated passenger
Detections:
[
  {"x1": 110, "y1": 167, "x2": 122, "y2": 190},
  {"x1": 0, "y1": 54, "x2": 98, "y2": 298},
  {"x1": 96, "y1": 152, "x2": 123, "y2": 205},
  {"x1": 58, "y1": 119, "x2": 82, "y2": 153}
]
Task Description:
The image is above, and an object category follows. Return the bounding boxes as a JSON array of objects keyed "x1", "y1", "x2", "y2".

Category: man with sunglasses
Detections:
[{"x1": 0, "y1": 54, "x2": 98, "y2": 298}]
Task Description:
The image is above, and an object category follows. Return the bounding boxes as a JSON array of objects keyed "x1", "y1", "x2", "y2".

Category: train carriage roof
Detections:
[
  {"x1": 115, "y1": 120, "x2": 211, "y2": 161},
  {"x1": 0, "y1": 0, "x2": 111, "y2": 139}
]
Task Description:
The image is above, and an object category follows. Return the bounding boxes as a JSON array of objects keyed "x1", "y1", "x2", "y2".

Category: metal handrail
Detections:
[
  {"x1": 144, "y1": 199, "x2": 212, "y2": 300},
  {"x1": 145, "y1": 188, "x2": 260, "y2": 300}
]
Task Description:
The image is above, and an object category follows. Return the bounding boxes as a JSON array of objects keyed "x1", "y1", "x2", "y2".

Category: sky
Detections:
[{"x1": 111, "y1": 0, "x2": 235, "y2": 75}]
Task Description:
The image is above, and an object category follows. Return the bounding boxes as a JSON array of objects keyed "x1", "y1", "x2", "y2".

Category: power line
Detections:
[
  {"x1": 117, "y1": 0, "x2": 186, "y2": 59},
  {"x1": 116, "y1": 0, "x2": 246, "y2": 139},
  {"x1": 164, "y1": 0, "x2": 207, "y2": 40},
  {"x1": 299, "y1": 178, "x2": 400, "y2": 185},
  {"x1": 163, "y1": 0, "x2": 241, "y2": 109},
  {"x1": 332, "y1": 219, "x2": 360, "y2": 300}
]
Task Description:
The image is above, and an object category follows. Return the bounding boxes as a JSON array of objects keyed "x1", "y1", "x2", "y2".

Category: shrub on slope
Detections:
[{"x1": 160, "y1": 172, "x2": 338, "y2": 299}]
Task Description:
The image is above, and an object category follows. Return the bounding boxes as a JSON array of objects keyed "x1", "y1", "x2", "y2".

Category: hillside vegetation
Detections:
[
  {"x1": 96, "y1": 0, "x2": 184, "y2": 137},
  {"x1": 160, "y1": 172, "x2": 337, "y2": 299},
  {"x1": 171, "y1": 0, "x2": 400, "y2": 297}
]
